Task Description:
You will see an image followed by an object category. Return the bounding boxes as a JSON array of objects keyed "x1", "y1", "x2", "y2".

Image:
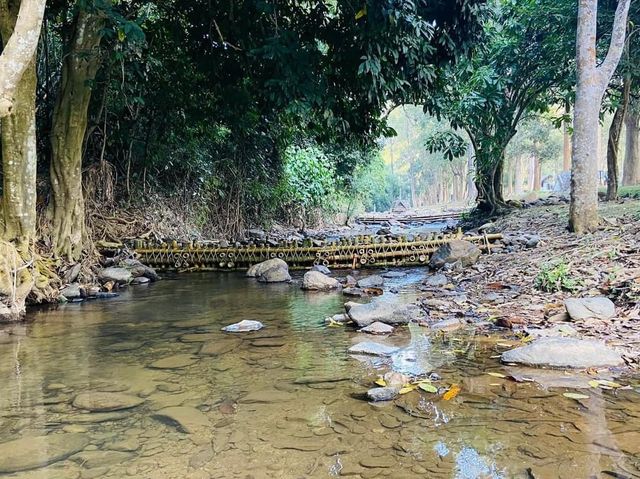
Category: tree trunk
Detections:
[
  {"x1": 533, "y1": 155, "x2": 541, "y2": 191},
  {"x1": 514, "y1": 155, "x2": 523, "y2": 194},
  {"x1": 0, "y1": 0, "x2": 46, "y2": 118},
  {"x1": 570, "y1": 0, "x2": 631, "y2": 233},
  {"x1": 623, "y1": 108, "x2": 640, "y2": 185},
  {"x1": 0, "y1": 4, "x2": 37, "y2": 246},
  {"x1": 606, "y1": 78, "x2": 630, "y2": 200},
  {"x1": 50, "y1": 9, "x2": 105, "y2": 260},
  {"x1": 563, "y1": 106, "x2": 571, "y2": 171}
]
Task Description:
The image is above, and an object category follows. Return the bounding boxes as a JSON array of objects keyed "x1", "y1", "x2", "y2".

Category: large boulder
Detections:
[
  {"x1": 501, "y1": 337, "x2": 624, "y2": 369},
  {"x1": 302, "y1": 271, "x2": 341, "y2": 291},
  {"x1": 345, "y1": 301, "x2": 425, "y2": 327},
  {"x1": 429, "y1": 240, "x2": 481, "y2": 269},
  {"x1": 98, "y1": 267, "x2": 132, "y2": 284},
  {"x1": 257, "y1": 265, "x2": 291, "y2": 283},
  {"x1": 119, "y1": 258, "x2": 159, "y2": 281},
  {"x1": 246, "y1": 258, "x2": 288, "y2": 278},
  {"x1": 311, "y1": 264, "x2": 331, "y2": 275},
  {"x1": 565, "y1": 297, "x2": 616, "y2": 321}
]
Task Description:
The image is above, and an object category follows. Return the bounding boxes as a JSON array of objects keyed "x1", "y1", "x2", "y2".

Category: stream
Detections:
[{"x1": 0, "y1": 270, "x2": 639, "y2": 478}]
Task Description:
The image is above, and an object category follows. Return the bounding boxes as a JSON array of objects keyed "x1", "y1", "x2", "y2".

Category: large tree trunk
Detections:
[
  {"x1": 606, "y1": 78, "x2": 630, "y2": 200},
  {"x1": 50, "y1": 9, "x2": 104, "y2": 260},
  {"x1": 623, "y1": 108, "x2": 640, "y2": 185},
  {"x1": 0, "y1": 0, "x2": 45, "y2": 118},
  {"x1": 0, "y1": 2, "x2": 37, "y2": 246},
  {"x1": 570, "y1": 0, "x2": 630, "y2": 233}
]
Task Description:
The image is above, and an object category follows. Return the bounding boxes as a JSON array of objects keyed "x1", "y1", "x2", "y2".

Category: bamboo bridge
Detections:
[{"x1": 113, "y1": 229, "x2": 502, "y2": 271}]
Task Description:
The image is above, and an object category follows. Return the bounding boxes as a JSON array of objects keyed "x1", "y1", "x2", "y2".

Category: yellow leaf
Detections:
[
  {"x1": 355, "y1": 7, "x2": 367, "y2": 19},
  {"x1": 443, "y1": 384, "x2": 461, "y2": 401},
  {"x1": 596, "y1": 380, "x2": 623, "y2": 388},
  {"x1": 327, "y1": 319, "x2": 344, "y2": 328},
  {"x1": 489, "y1": 383, "x2": 501, "y2": 386},
  {"x1": 374, "y1": 378, "x2": 387, "y2": 387},
  {"x1": 588, "y1": 380, "x2": 601, "y2": 388},
  {"x1": 117, "y1": 29, "x2": 126, "y2": 42},
  {"x1": 563, "y1": 392, "x2": 590, "y2": 400},
  {"x1": 399, "y1": 384, "x2": 417, "y2": 394},
  {"x1": 419, "y1": 383, "x2": 438, "y2": 393},
  {"x1": 487, "y1": 372, "x2": 506, "y2": 378}
]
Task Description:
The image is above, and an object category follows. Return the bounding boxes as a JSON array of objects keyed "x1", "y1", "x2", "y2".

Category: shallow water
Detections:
[{"x1": 0, "y1": 271, "x2": 639, "y2": 479}]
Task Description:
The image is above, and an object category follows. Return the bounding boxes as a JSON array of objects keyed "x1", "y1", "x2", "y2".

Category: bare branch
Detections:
[{"x1": 597, "y1": 0, "x2": 632, "y2": 86}]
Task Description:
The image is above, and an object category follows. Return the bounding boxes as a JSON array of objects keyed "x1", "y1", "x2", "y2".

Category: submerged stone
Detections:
[
  {"x1": 501, "y1": 337, "x2": 624, "y2": 369},
  {"x1": 199, "y1": 340, "x2": 240, "y2": 356},
  {"x1": 148, "y1": 354, "x2": 199, "y2": 369},
  {"x1": 348, "y1": 341, "x2": 399, "y2": 357},
  {"x1": 222, "y1": 320, "x2": 264, "y2": 332},
  {"x1": 72, "y1": 392, "x2": 144, "y2": 412},
  {"x1": 366, "y1": 386, "x2": 399, "y2": 402},
  {"x1": 153, "y1": 406, "x2": 210, "y2": 433},
  {"x1": 0, "y1": 434, "x2": 90, "y2": 473}
]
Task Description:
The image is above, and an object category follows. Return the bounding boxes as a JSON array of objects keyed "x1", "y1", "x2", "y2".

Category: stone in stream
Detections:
[
  {"x1": 148, "y1": 354, "x2": 199, "y2": 369},
  {"x1": 221, "y1": 319, "x2": 264, "y2": 332},
  {"x1": 301, "y1": 271, "x2": 341, "y2": 291},
  {"x1": 348, "y1": 341, "x2": 399, "y2": 357},
  {"x1": 366, "y1": 386, "x2": 400, "y2": 402},
  {"x1": 238, "y1": 390, "x2": 293, "y2": 404},
  {"x1": 430, "y1": 318, "x2": 464, "y2": 332},
  {"x1": 382, "y1": 271, "x2": 406, "y2": 279},
  {"x1": 423, "y1": 273, "x2": 448, "y2": 287},
  {"x1": 180, "y1": 333, "x2": 218, "y2": 343},
  {"x1": 246, "y1": 259, "x2": 290, "y2": 283},
  {"x1": 103, "y1": 341, "x2": 143, "y2": 352},
  {"x1": 356, "y1": 275, "x2": 384, "y2": 288},
  {"x1": 60, "y1": 411, "x2": 134, "y2": 424},
  {"x1": 359, "y1": 321, "x2": 395, "y2": 335},
  {"x1": 70, "y1": 450, "x2": 134, "y2": 469},
  {"x1": 250, "y1": 338, "x2": 286, "y2": 347},
  {"x1": 60, "y1": 283, "x2": 82, "y2": 299},
  {"x1": 564, "y1": 297, "x2": 616, "y2": 321},
  {"x1": 311, "y1": 264, "x2": 331, "y2": 275},
  {"x1": 72, "y1": 392, "x2": 144, "y2": 412},
  {"x1": 131, "y1": 276, "x2": 150, "y2": 285},
  {"x1": 0, "y1": 434, "x2": 90, "y2": 473},
  {"x1": 199, "y1": 340, "x2": 240, "y2": 356},
  {"x1": 501, "y1": 337, "x2": 624, "y2": 369},
  {"x1": 429, "y1": 240, "x2": 481, "y2": 269},
  {"x1": 98, "y1": 267, "x2": 132, "y2": 284},
  {"x1": 342, "y1": 287, "x2": 366, "y2": 297},
  {"x1": 153, "y1": 406, "x2": 210, "y2": 433},
  {"x1": 345, "y1": 301, "x2": 425, "y2": 327}
]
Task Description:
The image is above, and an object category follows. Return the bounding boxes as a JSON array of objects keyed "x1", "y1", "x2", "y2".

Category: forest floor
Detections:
[{"x1": 441, "y1": 198, "x2": 640, "y2": 366}]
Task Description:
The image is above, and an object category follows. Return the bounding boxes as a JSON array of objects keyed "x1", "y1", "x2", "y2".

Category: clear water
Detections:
[{"x1": 0, "y1": 271, "x2": 639, "y2": 478}]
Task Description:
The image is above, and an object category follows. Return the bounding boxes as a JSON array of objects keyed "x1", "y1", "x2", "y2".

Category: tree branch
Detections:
[{"x1": 597, "y1": 0, "x2": 631, "y2": 86}]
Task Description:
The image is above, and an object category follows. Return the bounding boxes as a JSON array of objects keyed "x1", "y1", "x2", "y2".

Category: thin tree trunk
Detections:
[
  {"x1": 623, "y1": 108, "x2": 640, "y2": 185},
  {"x1": 563, "y1": 110, "x2": 571, "y2": 171},
  {"x1": 570, "y1": 0, "x2": 631, "y2": 233},
  {"x1": 50, "y1": 9, "x2": 105, "y2": 260},
  {"x1": 533, "y1": 155, "x2": 541, "y2": 191},
  {"x1": 606, "y1": 78, "x2": 630, "y2": 200},
  {"x1": 0, "y1": 5, "x2": 37, "y2": 246},
  {"x1": 514, "y1": 155, "x2": 523, "y2": 194},
  {"x1": 0, "y1": 0, "x2": 46, "y2": 118}
]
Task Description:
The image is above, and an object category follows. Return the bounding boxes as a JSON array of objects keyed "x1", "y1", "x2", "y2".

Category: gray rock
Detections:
[
  {"x1": 343, "y1": 287, "x2": 366, "y2": 297},
  {"x1": 526, "y1": 324, "x2": 578, "y2": 339},
  {"x1": 119, "y1": 259, "x2": 160, "y2": 281},
  {"x1": 311, "y1": 264, "x2": 331, "y2": 275},
  {"x1": 247, "y1": 228, "x2": 266, "y2": 240},
  {"x1": 153, "y1": 406, "x2": 210, "y2": 433},
  {"x1": 359, "y1": 322, "x2": 395, "y2": 335},
  {"x1": 131, "y1": 276, "x2": 150, "y2": 285},
  {"x1": 98, "y1": 267, "x2": 132, "y2": 284},
  {"x1": 72, "y1": 392, "x2": 144, "y2": 412},
  {"x1": 148, "y1": 354, "x2": 199, "y2": 369},
  {"x1": 429, "y1": 240, "x2": 481, "y2": 269},
  {"x1": 221, "y1": 319, "x2": 264, "y2": 332},
  {"x1": 0, "y1": 434, "x2": 90, "y2": 473},
  {"x1": 302, "y1": 271, "x2": 341, "y2": 291},
  {"x1": 346, "y1": 301, "x2": 425, "y2": 327},
  {"x1": 565, "y1": 297, "x2": 616, "y2": 320},
  {"x1": 381, "y1": 271, "x2": 406, "y2": 279},
  {"x1": 257, "y1": 265, "x2": 291, "y2": 283},
  {"x1": 423, "y1": 273, "x2": 448, "y2": 287},
  {"x1": 525, "y1": 234, "x2": 541, "y2": 248},
  {"x1": 60, "y1": 283, "x2": 82, "y2": 299},
  {"x1": 501, "y1": 337, "x2": 624, "y2": 369},
  {"x1": 430, "y1": 318, "x2": 464, "y2": 332},
  {"x1": 348, "y1": 341, "x2": 399, "y2": 356},
  {"x1": 246, "y1": 258, "x2": 288, "y2": 278},
  {"x1": 366, "y1": 387, "x2": 400, "y2": 402},
  {"x1": 356, "y1": 275, "x2": 385, "y2": 288}
]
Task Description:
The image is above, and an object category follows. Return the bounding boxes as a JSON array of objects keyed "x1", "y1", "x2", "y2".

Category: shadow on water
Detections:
[{"x1": 0, "y1": 270, "x2": 638, "y2": 478}]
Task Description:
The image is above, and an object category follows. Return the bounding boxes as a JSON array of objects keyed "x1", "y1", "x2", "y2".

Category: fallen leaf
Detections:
[
  {"x1": 563, "y1": 392, "x2": 590, "y2": 400},
  {"x1": 399, "y1": 384, "x2": 418, "y2": 394},
  {"x1": 443, "y1": 384, "x2": 461, "y2": 401},
  {"x1": 487, "y1": 372, "x2": 507, "y2": 378},
  {"x1": 374, "y1": 378, "x2": 387, "y2": 387},
  {"x1": 418, "y1": 383, "x2": 438, "y2": 393}
]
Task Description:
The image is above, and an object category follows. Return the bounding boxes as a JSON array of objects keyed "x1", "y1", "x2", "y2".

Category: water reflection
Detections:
[{"x1": 0, "y1": 271, "x2": 637, "y2": 478}]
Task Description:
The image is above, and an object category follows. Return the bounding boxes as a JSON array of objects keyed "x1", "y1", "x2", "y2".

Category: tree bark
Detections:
[
  {"x1": 0, "y1": 0, "x2": 45, "y2": 118},
  {"x1": 623, "y1": 108, "x2": 640, "y2": 185},
  {"x1": 606, "y1": 78, "x2": 630, "y2": 200},
  {"x1": 570, "y1": 0, "x2": 631, "y2": 233},
  {"x1": 50, "y1": 9, "x2": 105, "y2": 260},
  {"x1": 0, "y1": 1, "x2": 38, "y2": 246}
]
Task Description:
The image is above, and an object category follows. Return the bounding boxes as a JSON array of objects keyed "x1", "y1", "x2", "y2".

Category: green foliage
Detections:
[
  {"x1": 535, "y1": 260, "x2": 580, "y2": 293},
  {"x1": 425, "y1": 130, "x2": 467, "y2": 161}
]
